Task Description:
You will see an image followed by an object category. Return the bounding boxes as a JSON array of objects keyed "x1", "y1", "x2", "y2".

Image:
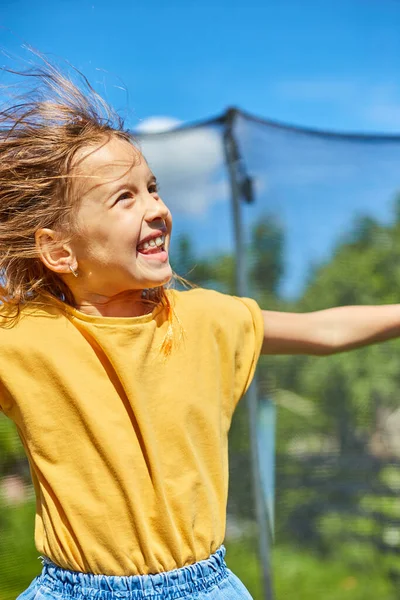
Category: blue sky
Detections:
[
  {"x1": 2, "y1": 0, "x2": 400, "y2": 298},
  {"x1": 2, "y1": 0, "x2": 400, "y2": 133}
]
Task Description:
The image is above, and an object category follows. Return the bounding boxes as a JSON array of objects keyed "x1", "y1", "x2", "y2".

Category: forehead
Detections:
[{"x1": 72, "y1": 136, "x2": 151, "y2": 185}]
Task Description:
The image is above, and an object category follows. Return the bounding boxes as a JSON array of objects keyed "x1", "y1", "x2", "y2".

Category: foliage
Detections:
[
  {"x1": 0, "y1": 414, "x2": 25, "y2": 463},
  {"x1": 0, "y1": 499, "x2": 39, "y2": 600},
  {"x1": 225, "y1": 536, "x2": 395, "y2": 600}
]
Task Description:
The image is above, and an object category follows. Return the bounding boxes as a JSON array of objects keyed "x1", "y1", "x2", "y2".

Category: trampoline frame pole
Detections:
[{"x1": 223, "y1": 108, "x2": 274, "y2": 600}]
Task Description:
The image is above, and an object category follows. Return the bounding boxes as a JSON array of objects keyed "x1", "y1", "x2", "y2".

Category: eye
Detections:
[
  {"x1": 148, "y1": 183, "x2": 159, "y2": 195},
  {"x1": 115, "y1": 191, "x2": 134, "y2": 204}
]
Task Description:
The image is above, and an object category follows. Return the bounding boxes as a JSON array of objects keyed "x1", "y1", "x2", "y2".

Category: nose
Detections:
[{"x1": 144, "y1": 195, "x2": 170, "y2": 224}]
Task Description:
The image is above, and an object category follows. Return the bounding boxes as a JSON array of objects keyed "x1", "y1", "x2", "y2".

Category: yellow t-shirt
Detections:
[{"x1": 0, "y1": 288, "x2": 264, "y2": 576}]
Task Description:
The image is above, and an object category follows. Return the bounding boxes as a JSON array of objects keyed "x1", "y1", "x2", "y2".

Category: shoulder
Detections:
[
  {"x1": 0, "y1": 301, "x2": 66, "y2": 340},
  {"x1": 166, "y1": 287, "x2": 263, "y2": 328},
  {"x1": 167, "y1": 287, "x2": 236, "y2": 313}
]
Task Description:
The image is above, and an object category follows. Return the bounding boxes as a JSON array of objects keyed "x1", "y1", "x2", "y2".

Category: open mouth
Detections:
[{"x1": 137, "y1": 234, "x2": 166, "y2": 255}]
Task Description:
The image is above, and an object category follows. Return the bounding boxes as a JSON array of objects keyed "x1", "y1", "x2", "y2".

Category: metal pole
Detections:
[{"x1": 223, "y1": 108, "x2": 274, "y2": 600}]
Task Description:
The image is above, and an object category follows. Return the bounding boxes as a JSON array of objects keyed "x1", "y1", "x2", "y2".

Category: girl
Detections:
[{"x1": 1, "y1": 58, "x2": 400, "y2": 600}]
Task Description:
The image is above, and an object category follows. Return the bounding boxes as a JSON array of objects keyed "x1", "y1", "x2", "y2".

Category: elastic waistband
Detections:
[{"x1": 39, "y1": 546, "x2": 228, "y2": 598}]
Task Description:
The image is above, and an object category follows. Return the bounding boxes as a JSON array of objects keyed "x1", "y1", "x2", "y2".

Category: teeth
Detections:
[{"x1": 138, "y1": 235, "x2": 165, "y2": 251}]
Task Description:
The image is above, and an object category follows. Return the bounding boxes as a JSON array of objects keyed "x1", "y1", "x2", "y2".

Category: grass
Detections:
[{"x1": 225, "y1": 536, "x2": 396, "y2": 600}]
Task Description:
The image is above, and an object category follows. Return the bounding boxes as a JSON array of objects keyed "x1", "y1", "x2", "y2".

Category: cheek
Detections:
[
  {"x1": 72, "y1": 221, "x2": 111, "y2": 262},
  {"x1": 73, "y1": 205, "x2": 141, "y2": 260},
  {"x1": 82, "y1": 222, "x2": 141, "y2": 263}
]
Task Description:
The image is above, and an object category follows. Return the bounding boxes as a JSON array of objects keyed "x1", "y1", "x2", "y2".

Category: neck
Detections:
[{"x1": 72, "y1": 289, "x2": 156, "y2": 318}]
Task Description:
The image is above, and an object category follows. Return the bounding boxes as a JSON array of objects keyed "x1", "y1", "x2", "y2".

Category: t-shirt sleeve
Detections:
[
  {"x1": 230, "y1": 295, "x2": 264, "y2": 405},
  {"x1": 172, "y1": 288, "x2": 264, "y2": 409}
]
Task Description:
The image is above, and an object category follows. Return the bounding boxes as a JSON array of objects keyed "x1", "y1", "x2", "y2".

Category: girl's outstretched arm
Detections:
[{"x1": 261, "y1": 305, "x2": 400, "y2": 355}]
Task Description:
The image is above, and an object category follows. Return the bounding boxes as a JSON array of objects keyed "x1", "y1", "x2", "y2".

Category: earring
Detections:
[{"x1": 69, "y1": 265, "x2": 78, "y2": 278}]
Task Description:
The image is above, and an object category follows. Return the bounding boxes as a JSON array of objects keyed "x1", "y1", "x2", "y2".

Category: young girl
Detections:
[{"x1": 1, "y1": 59, "x2": 400, "y2": 600}]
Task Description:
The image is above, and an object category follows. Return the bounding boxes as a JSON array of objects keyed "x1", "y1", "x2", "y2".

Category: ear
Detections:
[{"x1": 35, "y1": 228, "x2": 77, "y2": 275}]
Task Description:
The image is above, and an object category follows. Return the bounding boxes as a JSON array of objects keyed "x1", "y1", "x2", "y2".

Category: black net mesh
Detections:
[{"x1": 2, "y1": 110, "x2": 400, "y2": 599}]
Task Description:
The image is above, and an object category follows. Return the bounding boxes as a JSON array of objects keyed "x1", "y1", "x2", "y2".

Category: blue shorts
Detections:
[{"x1": 17, "y1": 545, "x2": 254, "y2": 599}]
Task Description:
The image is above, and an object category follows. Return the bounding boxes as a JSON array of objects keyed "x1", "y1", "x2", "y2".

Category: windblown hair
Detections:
[{"x1": 0, "y1": 53, "x2": 176, "y2": 350}]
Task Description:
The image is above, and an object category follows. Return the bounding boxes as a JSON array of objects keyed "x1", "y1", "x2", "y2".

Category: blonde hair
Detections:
[{"x1": 0, "y1": 54, "x2": 176, "y2": 348}]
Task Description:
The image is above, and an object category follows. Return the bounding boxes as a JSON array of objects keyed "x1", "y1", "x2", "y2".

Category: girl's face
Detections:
[{"x1": 69, "y1": 136, "x2": 173, "y2": 297}]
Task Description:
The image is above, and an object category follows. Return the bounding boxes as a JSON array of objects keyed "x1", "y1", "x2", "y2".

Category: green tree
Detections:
[
  {"x1": 249, "y1": 214, "x2": 284, "y2": 299},
  {"x1": 269, "y1": 195, "x2": 400, "y2": 565}
]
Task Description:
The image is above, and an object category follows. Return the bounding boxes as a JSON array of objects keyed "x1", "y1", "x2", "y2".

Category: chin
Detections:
[{"x1": 145, "y1": 271, "x2": 173, "y2": 290}]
